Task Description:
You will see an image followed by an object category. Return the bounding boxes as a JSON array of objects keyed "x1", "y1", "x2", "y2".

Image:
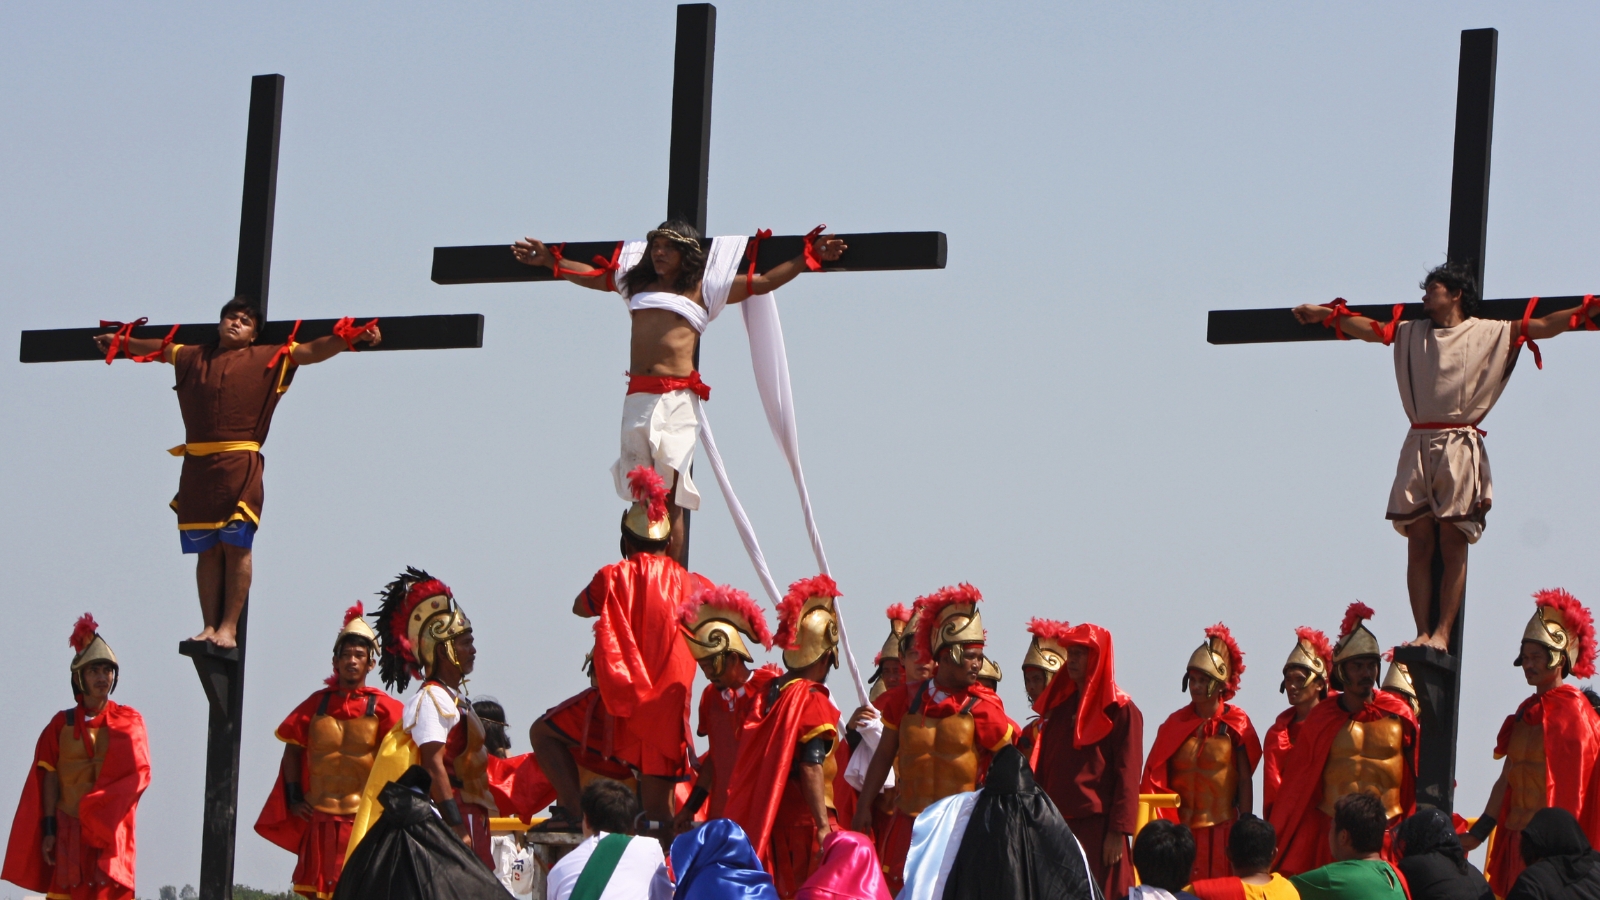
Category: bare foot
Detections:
[
  {"x1": 1406, "y1": 633, "x2": 1432, "y2": 647},
  {"x1": 211, "y1": 627, "x2": 238, "y2": 649},
  {"x1": 192, "y1": 626, "x2": 217, "y2": 643},
  {"x1": 1420, "y1": 633, "x2": 1451, "y2": 653}
]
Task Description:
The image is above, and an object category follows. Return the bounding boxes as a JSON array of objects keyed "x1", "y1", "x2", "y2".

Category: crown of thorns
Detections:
[{"x1": 647, "y1": 228, "x2": 702, "y2": 249}]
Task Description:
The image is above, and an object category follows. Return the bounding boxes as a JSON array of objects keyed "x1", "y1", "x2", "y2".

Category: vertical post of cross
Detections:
[
  {"x1": 176, "y1": 72, "x2": 282, "y2": 900},
  {"x1": 666, "y1": 3, "x2": 715, "y2": 566},
  {"x1": 1394, "y1": 28, "x2": 1496, "y2": 813}
]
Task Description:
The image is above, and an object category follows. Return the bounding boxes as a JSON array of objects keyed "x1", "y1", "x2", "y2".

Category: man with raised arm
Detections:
[
  {"x1": 1262, "y1": 627, "x2": 1333, "y2": 820},
  {"x1": 1291, "y1": 264, "x2": 1600, "y2": 651},
  {"x1": 1460, "y1": 588, "x2": 1600, "y2": 896},
  {"x1": 254, "y1": 603, "x2": 403, "y2": 898},
  {"x1": 93, "y1": 296, "x2": 380, "y2": 648},
  {"x1": 512, "y1": 222, "x2": 845, "y2": 562}
]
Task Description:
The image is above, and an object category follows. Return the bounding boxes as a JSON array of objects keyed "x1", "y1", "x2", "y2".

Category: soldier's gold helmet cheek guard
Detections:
[
  {"x1": 1516, "y1": 607, "x2": 1576, "y2": 674},
  {"x1": 783, "y1": 597, "x2": 840, "y2": 670}
]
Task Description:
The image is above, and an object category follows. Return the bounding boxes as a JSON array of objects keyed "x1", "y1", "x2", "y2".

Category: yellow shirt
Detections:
[{"x1": 1242, "y1": 873, "x2": 1301, "y2": 900}]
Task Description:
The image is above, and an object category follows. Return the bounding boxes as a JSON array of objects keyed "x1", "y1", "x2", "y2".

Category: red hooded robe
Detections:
[{"x1": 1140, "y1": 702, "x2": 1263, "y2": 882}]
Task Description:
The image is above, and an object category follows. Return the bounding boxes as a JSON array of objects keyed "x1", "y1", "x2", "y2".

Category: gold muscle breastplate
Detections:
[
  {"x1": 452, "y1": 703, "x2": 497, "y2": 812},
  {"x1": 306, "y1": 693, "x2": 382, "y2": 816},
  {"x1": 1505, "y1": 719, "x2": 1547, "y2": 831},
  {"x1": 896, "y1": 693, "x2": 981, "y2": 816},
  {"x1": 55, "y1": 717, "x2": 109, "y2": 817},
  {"x1": 1321, "y1": 715, "x2": 1405, "y2": 819},
  {"x1": 1170, "y1": 729, "x2": 1238, "y2": 829}
]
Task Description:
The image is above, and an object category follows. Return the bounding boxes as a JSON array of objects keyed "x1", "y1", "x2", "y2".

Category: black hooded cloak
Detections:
[
  {"x1": 1506, "y1": 807, "x2": 1600, "y2": 900},
  {"x1": 331, "y1": 766, "x2": 512, "y2": 900},
  {"x1": 942, "y1": 744, "x2": 1101, "y2": 900}
]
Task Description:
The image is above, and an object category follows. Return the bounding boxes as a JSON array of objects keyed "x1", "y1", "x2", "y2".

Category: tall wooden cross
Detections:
[
  {"x1": 1206, "y1": 29, "x2": 1595, "y2": 812},
  {"x1": 429, "y1": 3, "x2": 947, "y2": 565},
  {"x1": 17, "y1": 75, "x2": 484, "y2": 899}
]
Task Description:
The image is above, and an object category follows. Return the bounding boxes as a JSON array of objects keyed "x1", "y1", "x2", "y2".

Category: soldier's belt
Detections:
[{"x1": 167, "y1": 441, "x2": 262, "y2": 457}]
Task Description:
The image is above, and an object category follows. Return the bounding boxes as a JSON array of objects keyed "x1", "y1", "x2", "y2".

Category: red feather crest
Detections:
[
  {"x1": 1339, "y1": 601, "x2": 1376, "y2": 640},
  {"x1": 391, "y1": 578, "x2": 451, "y2": 667},
  {"x1": 914, "y1": 583, "x2": 984, "y2": 661},
  {"x1": 886, "y1": 603, "x2": 912, "y2": 624},
  {"x1": 1535, "y1": 587, "x2": 1597, "y2": 679},
  {"x1": 626, "y1": 465, "x2": 669, "y2": 523},
  {"x1": 1294, "y1": 626, "x2": 1334, "y2": 673},
  {"x1": 679, "y1": 583, "x2": 774, "y2": 650},
  {"x1": 775, "y1": 574, "x2": 840, "y2": 651},
  {"x1": 69, "y1": 613, "x2": 98, "y2": 653},
  {"x1": 1204, "y1": 622, "x2": 1245, "y2": 698},
  {"x1": 342, "y1": 601, "x2": 365, "y2": 628},
  {"x1": 1027, "y1": 617, "x2": 1073, "y2": 645}
]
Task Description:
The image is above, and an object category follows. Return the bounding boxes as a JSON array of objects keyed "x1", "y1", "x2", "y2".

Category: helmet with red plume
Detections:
[
  {"x1": 1519, "y1": 588, "x2": 1597, "y2": 679},
  {"x1": 623, "y1": 465, "x2": 672, "y2": 542},
  {"x1": 68, "y1": 613, "x2": 118, "y2": 696},
  {"x1": 680, "y1": 583, "x2": 773, "y2": 674},
  {"x1": 373, "y1": 567, "x2": 470, "y2": 693},
  {"x1": 914, "y1": 583, "x2": 985, "y2": 666},
  {"x1": 1183, "y1": 622, "x2": 1245, "y2": 700},
  {"x1": 1282, "y1": 626, "x2": 1334, "y2": 696}
]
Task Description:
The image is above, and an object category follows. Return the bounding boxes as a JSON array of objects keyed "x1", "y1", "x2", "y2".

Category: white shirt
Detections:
[
  {"x1": 403, "y1": 683, "x2": 460, "y2": 746},
  {"x1": 546, "y1": 832, "x2": 672, "y2": 900}
]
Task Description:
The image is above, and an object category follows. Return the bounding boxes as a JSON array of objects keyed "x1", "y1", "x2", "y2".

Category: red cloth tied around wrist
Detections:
[
  {"x1": 1319, "y1": 299, "x2": 1360, "y2": 341},
  {"x1": 745, "y1": 228, "x2": 772, "y2": 295},
  {"x1": 266, "y1": 319, "x2": 303, "y2": 370},
  {"x1": 1570, "y1": 294, "x2": 1599, "y2": 332},
  {"x1": 1375, "y1": 303, "x2": 1405, "y2": 346},
  {"x1": 627, "y1": 371, "x2": 711, "y2": 402},
  {"x1": 332, "y1": 316, "x2": 379, "y2": 351},
  {"x1": 127, "y1": 323, "x2": 180, "y2": 363},
  {"x1": 801, "y1": 224, "x2": 827, "y2": 272},
  {"x1": 98, "y1": 317, "x2": 148, "y2": 364},
  {"x1": 550, "y1": 242, "x2": 624, "y2": 291},
  {"x1": 1515, "y1": 296, "x2": 1543, "y2": 369}
]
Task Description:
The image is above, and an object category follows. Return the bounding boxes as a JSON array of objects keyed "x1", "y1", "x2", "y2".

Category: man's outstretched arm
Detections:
[
  {"x1": 290, "y1": 324, "x2": 382, "y2": 365},
  {"x1": 1520, "y1": 298, "x2": 1600, "y2": 340},
  {"x1": 511, "y1": 238, "x2": 614, "y2": 291},
  {"x1": 727, "y1": 233, "x2": 848, "y2": 305},
  {"x1": 1291, "y1": 303, "x2": 1386, "y2": 342},
  {"x1": 91, "y1": 334, "x2": 176, "y2": 360}
]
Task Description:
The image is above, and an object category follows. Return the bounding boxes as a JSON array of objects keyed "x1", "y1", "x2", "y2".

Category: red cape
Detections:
[
  {"x1": 1261, "y1": 707, "x2": 1299, "y2": 820},
  {"x1": 3, "y1": 702, "x2": 151, "y2": 893},
  {"x1": 253, "y1": 686, "x2": 404, "y2": 852},
  {"x1": 484, "y1": 752, "x2": 557, "y2": 820},
  {"x1": 587, "y1": 555, "x2": 701, "y2": 766},
  {"x1": 1033, "y1": 624, "x2": 1129, "y2": 749},
  {"x1": 725, "y1": 677, "x2": 839, "y2": 872},
  {"x1": 1487, "y1": 684, "x2": 1600, "y2": 896},
  {"x1": 1268, "y1": 690, "x2": 1417, "y2": 875},
  {"x1": 1139, "y1": 702, "x2": 1262, "y2": 821}
]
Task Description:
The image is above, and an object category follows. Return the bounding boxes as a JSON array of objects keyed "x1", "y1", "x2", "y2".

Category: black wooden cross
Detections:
[
  {"x1": 429, "y1": 3, "x2": 947, "y2": 564},
  {"x1": 17, "y1": 75, "x2": 483, "y2": 899},
  {"x1": 1206, "y1": 30, "x2": 1595, "y2": 812}
]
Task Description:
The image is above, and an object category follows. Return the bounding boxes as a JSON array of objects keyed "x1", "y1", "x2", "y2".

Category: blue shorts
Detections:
[{"x1": 180, "y1": 520, "x2": 257, "y2": 554}]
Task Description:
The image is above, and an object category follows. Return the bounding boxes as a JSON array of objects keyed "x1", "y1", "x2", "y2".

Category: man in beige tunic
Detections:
[{"x1": 1293, "y1": 262, "x2": 1600, "y2": 651}]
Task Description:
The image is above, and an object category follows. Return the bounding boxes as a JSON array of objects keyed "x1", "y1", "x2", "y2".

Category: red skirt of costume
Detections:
[
  {"x1": 540, "y1": 687, "x2": 646, "y2": 780},
  {"x1": 291, "y1": 812, "x2": 353, "y2": 899}
]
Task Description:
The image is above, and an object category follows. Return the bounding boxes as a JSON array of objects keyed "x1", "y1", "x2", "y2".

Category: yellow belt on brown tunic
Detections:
[{"x1": 167, "y1": 441, "x2": 262, "y2": 457}]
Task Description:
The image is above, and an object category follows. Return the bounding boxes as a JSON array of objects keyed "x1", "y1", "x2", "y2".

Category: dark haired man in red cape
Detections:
[
  {"x1": 1269, "y1": 603, "x2": 1417, "y2": 875},
  {"x1": 4, "y1": 615, "x2": 151, "y2": 900},
  {"x1": 1032, "y1": 622, "x2": 1143, "y2": 899}
]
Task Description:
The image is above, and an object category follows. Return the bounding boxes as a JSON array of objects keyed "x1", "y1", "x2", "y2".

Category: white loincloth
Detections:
[{"x1": 611, "y1": 388, "x2": 702, "y2": 510}]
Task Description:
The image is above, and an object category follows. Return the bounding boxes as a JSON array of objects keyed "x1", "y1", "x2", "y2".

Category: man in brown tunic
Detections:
[
  {"x1": 1293, "y1": 263, "x2": 1600, "y2": 650},
  {"x1": 95, "y1": 296, "x2": 380, "y2": 647}
]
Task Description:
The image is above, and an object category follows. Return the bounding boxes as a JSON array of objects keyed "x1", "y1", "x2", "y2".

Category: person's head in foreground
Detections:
[
  {"x1": 1330, "y1": 792, "x2": 1387, "y2": 861},
  {"x1": 581, "y1": 778, "x2": 639, "y2": 837},
  {"x1": 1134, "y1": 819, "x2": 1197, "y2": 893},
  {"x1": 671, "y1": 818, "x2": 779, "y2": 900},
  {"x1": 1396, "y1": 807, "x2": 1469, "y2": 873},
  {"x1": 1227, "y1": 814, "x2": 1276, "y2": 880},
  {"x1": 795, "y1": 830, "x2": 892, "y2": 900}
]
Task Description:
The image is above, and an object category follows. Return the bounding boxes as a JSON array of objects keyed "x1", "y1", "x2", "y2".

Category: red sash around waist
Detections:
[
  {"x1": 627, "y1": 371, "x2": 711, "y2": 401},
  {"x1": 1411, "y1": 421, "x2": 1486, "y2": 437}
]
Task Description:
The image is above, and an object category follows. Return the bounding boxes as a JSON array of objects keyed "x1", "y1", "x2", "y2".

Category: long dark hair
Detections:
[
  {"x1": 623, "y1": 220, "x2": 706, "y2": 296},
  {"x1": 1422, "y1": 260, "x2": 1480, "y2": 317}
]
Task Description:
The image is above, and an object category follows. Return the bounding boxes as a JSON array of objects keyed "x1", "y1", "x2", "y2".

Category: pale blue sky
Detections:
[{"x1": 4, "y1": 1, "x2": 1600, "y2": 893}]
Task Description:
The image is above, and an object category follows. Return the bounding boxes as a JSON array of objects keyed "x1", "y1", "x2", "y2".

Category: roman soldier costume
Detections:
[
  {"x1": 3, "y1": 615, "x2": 151, "y2": 900},
  {"x1": 1140, "y1": 624, "x2": 1262, "y2": 882},
  {"x1": 726, "y1": 576, "x2": 853, "y2": 899},
  {"x1": 536, "y1": 466, "x2": 701, "y2": 790},
  {"x1": 872, "y1": 585, "x2": 1014, "y2": 894},
  {"x1": 868, "y1": 603, "x2": 913, "y2": 702},
  {"x1": 1031, "y1": 621, "x2": 1143, "y2": 899},
  {"x1": 1017, "y1": 618, "x2": 1069, "y2": 762},
  {"x1": 1269, "y1": 603, "x2": 1417, "y2": 875},
  {"x1": 1479, "y1": 589, "x2": 1600, "y2": 897},
  {"x1": 254, "y1": 603, "x2": 404, "y2": 899},
  {"x1": 680, "y1": 582, "x2": 780, "y2": 820},
  {"x1": 1262, "y1": 627, "x2": 1332, "y2": 819},
  {"x1": 350, "y1": 569, "x2": 553, "y2": 868}
]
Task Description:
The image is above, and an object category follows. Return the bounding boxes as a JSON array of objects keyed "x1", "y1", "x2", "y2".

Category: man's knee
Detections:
[{"x1": 530, "y1": 719, "x2": 571, "y2": 748}]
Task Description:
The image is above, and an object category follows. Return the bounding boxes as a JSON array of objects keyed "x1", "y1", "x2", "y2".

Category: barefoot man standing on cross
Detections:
[
  {"x1": 512, "y1": 221, "x2": 845, "y2": 563},
  {"x1": 1292, "y1": 262, "x2": 1600, "y2": 651}
]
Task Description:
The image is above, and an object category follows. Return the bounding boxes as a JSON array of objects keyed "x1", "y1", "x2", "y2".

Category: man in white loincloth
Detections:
[
  {"x1": 512, "y1": 221, "x2": 845, "y2": 563},
  {"x1": 1293, "y1": 261, "x2": 1600, "y2": 651}
]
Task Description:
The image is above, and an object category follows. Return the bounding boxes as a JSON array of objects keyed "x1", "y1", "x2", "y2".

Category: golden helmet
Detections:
[
  {"x1": 375, "y1": 567, "x2": 472, "y2": 692},
  {"x1": 1333, "y1": 602, "x2": 1380, "y2": 662},
  {"x1": 1282, "y1": 626, "x2": 1333, "y2": 693},
  {"x1": 1023, "y1": 619, "x2": 1070, "y2": 674},
  {"x1": 916, "y1": 584, "x2": 985, "y2": 664},
  {"x1": 1517, "y1": 589, "x2": 1597, "y2": 678},
  {"x1": 623, "y1": 465, "x2": 672, "y2": 542},
  {"x1": 879, "y1": 603, "x2": 913, "y2": 662},
  {"x1": 1182, "y1": 623, "x2": 1243, "y2": 699},
  {"x1": 68, "y1": 613, "x2": 118, "y2": 695},
  {"x1": 333, "y1": 601, "x2": 380, "y2": 656},
  {"x1": 680, "y1": 583, "x2": 773, "y2": 665},
  {"x1": 899, "y1": 605, "x2": 923, "y2": 660},
  {"x1": 778, "y1": 575, "x2": 842, "y2": 670},
  {"x1": 1381, "y1": 656, "x2": 1418, "y2": 716},
  {"x1": 978, "y1": 656, "x2": 1003, "y2": 684}
]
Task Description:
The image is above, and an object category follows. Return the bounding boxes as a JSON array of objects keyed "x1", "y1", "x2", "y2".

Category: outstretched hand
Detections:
[
  {"x1": 351, "y1": 324, "x2": 382, "y2": 347},
  {"x1": 512, "y1": 237, "x2": 555, "y2": 268},
  {"x1": 1292, "y1": 303, "x2": 1333, "y2": 325},
  {"x1": 812, "y1": 234, "x2": 847, "y2": 262}
]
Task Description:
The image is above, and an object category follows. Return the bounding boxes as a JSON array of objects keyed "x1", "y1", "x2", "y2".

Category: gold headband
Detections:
[{"x1": 647, "y1": 229, "x2": 702, "y2": 249}]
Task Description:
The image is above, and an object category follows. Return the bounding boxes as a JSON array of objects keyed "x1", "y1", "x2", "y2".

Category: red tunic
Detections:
[
  {"x1": 697, "y1": 665, "x2": 782, "y2": 819},
  {"x1": 1486, "y1": 684, "x2": 1600, "y2": 897},
  {"x1": 170, "y1": 341, "x2": 298, "y2": 530},
  {"x1": 725, "y1": 677, "x2": 843, "y2": 895},
  {"x1": 1268, "y1": 690, "x2": 1417, "y2": 876},
  {"x1": 253, "y1": 686, "x2": 404, "y2": 899},
  {"x1": 1034, "y1": 690, "x2": 1142, "y2": 898},
  {"x1": 1261, "y1": 706, "x2": 1301, "y2": 821},
  {"x1": 3, "y1": 702, "x2": 151, "y2": 900},
  {"x1": 1139, "y1": 703, "x2": 1262, "y2": 882}
]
